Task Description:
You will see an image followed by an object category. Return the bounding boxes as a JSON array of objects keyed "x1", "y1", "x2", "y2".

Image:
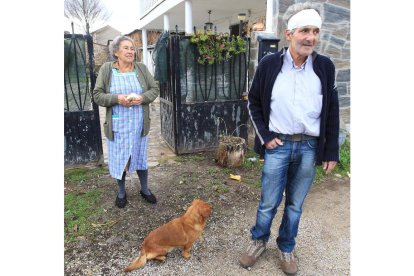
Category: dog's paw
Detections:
[
  {"x1": 182, "y1": 252, "x2": 191, "y2": 259},
  {"x1": 154, "y1": 255, "x2": 167, "y2": 261}
]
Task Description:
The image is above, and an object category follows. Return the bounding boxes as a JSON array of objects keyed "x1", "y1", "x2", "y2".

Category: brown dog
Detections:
[{"x1": 123, "y1": 199, "x2": 212, "y2": 272}]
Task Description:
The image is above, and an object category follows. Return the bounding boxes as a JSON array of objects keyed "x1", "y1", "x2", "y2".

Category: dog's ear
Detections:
[{"x1": 197, "y1": 201, "x2": 212, "y2": 223}]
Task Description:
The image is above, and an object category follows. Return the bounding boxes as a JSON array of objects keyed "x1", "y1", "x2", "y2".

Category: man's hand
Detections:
[
  {"x1": 322, "y1": 161, "x2": 337, "y2": 174},
  {"x1": 265, "y1": 137, "x2": 283, "y2": 149}
]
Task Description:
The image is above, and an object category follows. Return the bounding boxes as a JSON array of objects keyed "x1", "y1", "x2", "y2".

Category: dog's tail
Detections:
[{"x1": 123, "y1": 249, "x2": 147, "y2": 272}]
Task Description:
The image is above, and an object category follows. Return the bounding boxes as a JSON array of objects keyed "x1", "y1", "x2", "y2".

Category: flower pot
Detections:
[{"x1": 216, "y1": 136, "x2": 247, "y2": 168}]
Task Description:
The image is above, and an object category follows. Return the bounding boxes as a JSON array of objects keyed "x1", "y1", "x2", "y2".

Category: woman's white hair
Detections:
[
  {"x1": 109, "y1": 35, "x2": 135, "y2": 60},
  {"x1": 283, "y1": 1, "x2": 322, "y2": 32}
]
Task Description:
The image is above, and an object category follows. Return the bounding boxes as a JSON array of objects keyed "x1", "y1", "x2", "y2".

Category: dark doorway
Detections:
[{"x1": 229, "y1": 22, "x2": 248, "y2": 37}]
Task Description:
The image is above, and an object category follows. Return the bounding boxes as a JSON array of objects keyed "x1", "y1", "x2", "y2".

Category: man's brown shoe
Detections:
[
  {"x1": 278, "y1": 250, "x2": 298, "y2": 275},
  {"x1": 239, "y1": 239, "x2": 266, "y2": 268}
]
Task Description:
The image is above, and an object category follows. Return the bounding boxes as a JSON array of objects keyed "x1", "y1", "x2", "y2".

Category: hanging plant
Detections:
[{"x1": 190, "y1": 31, "x2": 247, "y2": 65}]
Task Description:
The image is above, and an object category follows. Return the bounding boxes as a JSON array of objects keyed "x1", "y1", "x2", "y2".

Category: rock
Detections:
[{"x1": 148, "y1": 161, "x2": 160, "y2": 168}]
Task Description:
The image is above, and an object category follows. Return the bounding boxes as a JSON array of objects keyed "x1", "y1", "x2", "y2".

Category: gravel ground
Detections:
[{"x1": 64, "y1": 154, "x2": 350, "y2": 276}]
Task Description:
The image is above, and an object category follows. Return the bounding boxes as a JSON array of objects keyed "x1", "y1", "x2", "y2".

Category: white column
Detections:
[
  {"x1": 142, "y1": 28, "x2": 148, "y2": 66},
  {"x1": 265, "y1": 0, "x2": 274, "y2": 32},
  {"x1": 273, "y1": 1, "x2": 279, "y2": 33},
  {"x1": 164, "y1": 14, "x2": 170, "y2": 32},
  {"x1": 137, "y1": 0, "x2": 141, "y2": 21},
  {"x1": 185, "y1": 0, "x2": 193, "y2": 34}
]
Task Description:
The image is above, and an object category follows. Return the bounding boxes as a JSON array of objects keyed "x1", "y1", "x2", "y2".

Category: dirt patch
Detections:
[{"x1": 64, "y1": 151, "x2": 350, "y2": 275}]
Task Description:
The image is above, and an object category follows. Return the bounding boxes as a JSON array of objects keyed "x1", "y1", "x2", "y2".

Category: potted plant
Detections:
[
  {"x1": 214, "y1": 118, "x2": 248, "y2": 168},
  {"x1": 190, "y1": 31, "x2": 247, "y2": 65}
]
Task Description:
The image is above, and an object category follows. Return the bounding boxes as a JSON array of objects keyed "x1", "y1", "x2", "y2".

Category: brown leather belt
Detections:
[{"x1": 275, "y1": 133, "x2": 317, "y2": 142}]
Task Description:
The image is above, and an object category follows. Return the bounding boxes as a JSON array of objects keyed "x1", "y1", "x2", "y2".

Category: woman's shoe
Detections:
[
  {"x1": 140, "y1": 190, "x2": 157, "y2": 204},
  {"x1": 115, "y1": 194, "x2": 127, "y2": 208}
]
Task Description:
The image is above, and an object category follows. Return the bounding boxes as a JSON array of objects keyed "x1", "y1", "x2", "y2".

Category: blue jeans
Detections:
[{"x1": 250, "y1": 138, "x2": 318, "y2": 253}]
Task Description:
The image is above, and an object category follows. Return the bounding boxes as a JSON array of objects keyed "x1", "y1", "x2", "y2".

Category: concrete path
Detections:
[{"x1": 98, "y1": 97, "x2": 176, "y2": 178}]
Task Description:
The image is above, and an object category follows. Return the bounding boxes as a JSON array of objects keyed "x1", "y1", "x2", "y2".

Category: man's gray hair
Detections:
[
  {"x1": 109, "y1": 35, "x2": 135, "y2": 60},
  {"x1": 283, "y1": 1, "x2": 322, "y2": 32}
]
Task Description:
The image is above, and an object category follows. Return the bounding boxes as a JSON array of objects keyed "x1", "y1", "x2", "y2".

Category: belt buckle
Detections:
[{"x1": 292, "y1": 134, "x2": 302, "y2": 141}]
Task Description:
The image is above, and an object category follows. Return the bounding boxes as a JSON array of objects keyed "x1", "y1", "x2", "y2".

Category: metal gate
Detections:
[
  {"x1": 159, "y1": 34, "x2": 250, "y2": 154},
  {"x1": 64, "y1": 33, "x2": 103, "y2": 165}
]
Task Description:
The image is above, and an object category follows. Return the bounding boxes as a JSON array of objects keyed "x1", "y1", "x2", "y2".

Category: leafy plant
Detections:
[
  {"x1": 190, "y1": 31, "x2": 247, "y2": 65},
  {"x1": 335, "y1": 138, "x2": 350, "y2": 174},
  {"x1": 314, "y1": 137, "x2": 350, "y2": 183}
]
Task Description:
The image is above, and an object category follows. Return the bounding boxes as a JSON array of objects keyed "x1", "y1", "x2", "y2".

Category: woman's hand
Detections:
[
  {"x1": 130, "y1": 95, "x2": 144, "y2": 105},
  {"x1": 117, "y1": 94, "x2": 132, "y2": 107}
]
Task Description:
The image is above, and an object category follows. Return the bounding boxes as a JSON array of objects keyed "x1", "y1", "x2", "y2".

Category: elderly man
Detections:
[{"x1": 239, "y1": 2, "x2": 339, "y2": 275}]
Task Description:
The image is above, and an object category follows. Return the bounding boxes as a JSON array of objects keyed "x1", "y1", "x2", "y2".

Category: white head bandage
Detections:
[{"x1": 287, "y1": 9, "x2": 322, "y2": 30}]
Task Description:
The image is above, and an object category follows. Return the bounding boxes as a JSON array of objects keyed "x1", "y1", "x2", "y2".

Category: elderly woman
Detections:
[{"x1": 93, "y1": 35, "x2": 159, "y2": 208}]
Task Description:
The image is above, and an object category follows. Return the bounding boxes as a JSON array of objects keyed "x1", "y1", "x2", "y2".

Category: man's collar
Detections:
[{"x1": 286, "y1": 48, "x2": 311, "y2": 70}]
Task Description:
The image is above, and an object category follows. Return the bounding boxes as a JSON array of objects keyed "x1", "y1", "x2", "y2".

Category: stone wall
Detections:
[
  {"x1": 248, "y1": 0, "x2": 350, "y2": 132},
  {"x1": 93, "y1": 43, "x2": 110, "y2": 72}
]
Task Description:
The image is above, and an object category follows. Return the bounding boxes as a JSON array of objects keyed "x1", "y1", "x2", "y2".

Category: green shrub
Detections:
[{"x1": 314, "y1": 137, "x2": 350, "y2": 183}]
